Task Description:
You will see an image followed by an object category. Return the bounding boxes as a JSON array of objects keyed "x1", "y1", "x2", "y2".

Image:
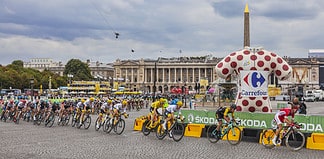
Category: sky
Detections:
[{"x1": 1, "y1": 0, "x2": 324, "y2": 65}]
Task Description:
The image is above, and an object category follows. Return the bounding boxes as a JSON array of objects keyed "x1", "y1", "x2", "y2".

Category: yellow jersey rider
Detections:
[{"x1": 149, "y1": 98, "x2": 166, "y2": 127}]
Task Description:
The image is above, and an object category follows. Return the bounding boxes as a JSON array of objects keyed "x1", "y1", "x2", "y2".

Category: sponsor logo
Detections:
[{"x1": 243, "y1": 72, "x2": 266, "y2": 88}]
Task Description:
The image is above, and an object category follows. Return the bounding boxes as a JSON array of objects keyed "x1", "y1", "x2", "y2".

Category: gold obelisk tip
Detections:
[{"x1": 244, "y1": 3, "x2": 249, "y2": 13}]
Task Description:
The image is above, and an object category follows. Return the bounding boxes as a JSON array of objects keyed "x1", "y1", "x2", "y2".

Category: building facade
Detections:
[{"x1": 113, "y1": 55, "x2": 219, "y2": 94}]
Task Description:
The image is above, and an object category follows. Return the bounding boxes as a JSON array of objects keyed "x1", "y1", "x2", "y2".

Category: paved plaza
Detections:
[{"x1": 1, "y1": 101, "x2": 324, "y2": 159}]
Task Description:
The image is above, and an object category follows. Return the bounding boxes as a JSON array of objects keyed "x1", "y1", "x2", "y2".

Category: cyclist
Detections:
[
  {"x1": 272, "y1": 97, "x2": 300, "y2": 145},
  {"x1": 112, "y1": 100, "x2": 128, "y2": 125},
  {"x1": 96, "y1": 99, "x2": 112, "y2": 129},
  {"x1": 214, "y1": 103, "x2": 237, "y2": 138},
  {"x1": 162, "y1": 101, "x2": 183, "y2": 131},
  {"x1": 79, "y1": 97, "x2": 94, "y2": 126},
  {"x1": 14, "y1": 100, "x2": 27, "y2": 122},
  {"x1": 150, "y1": 98, "x2": 166, "y2": 127}
]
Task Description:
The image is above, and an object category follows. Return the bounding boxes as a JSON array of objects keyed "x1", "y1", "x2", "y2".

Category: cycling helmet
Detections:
[
  {"x1": 176, "y1": 101, "x2": 183, "y2": 107},
  {"x1": 89, "y1": 97, "x2": 94, "y2": 102},
  {"x1": 159, "y1": 98, "x2": 165, "y2": 103},
  {"x1": 107, "y1": 99, "x2": 112, "y2": 104},
  {"x1": 230, "y1": 103, "x2": 237, "y2": 110},
  {"x1": 122, "y1": 100, "x2": 127, "y2": 106}
]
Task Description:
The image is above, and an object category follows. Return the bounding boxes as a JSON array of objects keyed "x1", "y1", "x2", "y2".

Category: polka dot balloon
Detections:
[{"x1": 215, "y1": 48, "x2": 292, "y2": 112}]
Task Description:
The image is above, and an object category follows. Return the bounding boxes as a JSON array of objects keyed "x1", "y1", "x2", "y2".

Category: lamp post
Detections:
[
  {"x1": 30, "y1": 78, "x2": 34, "y2": 100},
  {"x1": 153, "y1": 61, "x2": 157, "y2": 102}
]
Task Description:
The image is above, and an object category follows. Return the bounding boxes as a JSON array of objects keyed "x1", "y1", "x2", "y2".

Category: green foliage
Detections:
[
  {"x1": 0, "y1": 61, "x2": 68, "y2": 90},
  {"x1": 64, "y1": 59, "x2": 93, "y2": 81}
]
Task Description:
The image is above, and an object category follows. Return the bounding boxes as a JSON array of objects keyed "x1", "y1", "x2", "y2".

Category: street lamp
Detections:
[{"x1": 30, "y1": 78, "x2": 34, "y2": 100}]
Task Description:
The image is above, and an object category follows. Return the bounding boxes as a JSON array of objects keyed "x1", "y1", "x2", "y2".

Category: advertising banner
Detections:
[{"x1": 181, "y1": 110, "x2": 324, "y2": 133}]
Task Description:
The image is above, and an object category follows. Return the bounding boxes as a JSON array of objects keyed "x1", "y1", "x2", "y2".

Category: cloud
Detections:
[{"x1": 1, "y1": 0, "x2": 324, "y2": 65}]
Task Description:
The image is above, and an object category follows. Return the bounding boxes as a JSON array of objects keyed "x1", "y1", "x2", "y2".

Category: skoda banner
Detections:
[{"x1": 241, "y1": 71, "x2": 268, "y2": 97}]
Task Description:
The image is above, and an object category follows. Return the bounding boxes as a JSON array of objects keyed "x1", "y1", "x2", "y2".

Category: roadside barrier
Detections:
[
  {"x1": 184, "y1": 124, "x2": 205, "y2": 138},
  {"x1": 133, "y1": 117, "x2": 145, "y2": 131},
  {"x1": 306, "y1": 133, "x2": 324, "y2": 150}
]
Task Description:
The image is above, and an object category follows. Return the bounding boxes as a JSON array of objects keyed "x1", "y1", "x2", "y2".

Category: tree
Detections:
[{"x1": 64, "y1": 59, "x2": 93, "y2": 81}]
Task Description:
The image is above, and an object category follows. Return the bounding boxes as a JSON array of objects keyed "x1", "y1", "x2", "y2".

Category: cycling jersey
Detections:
[
  {"x1": 274, "y1": 108, "x2": 295, "y2": 124},
  {"x1": 113, "y1": 103, "x2": 126, "y2": 113},
  {"x1": 164, "y1": 104, "x2": 181, "y2": 116},
  {"x1": 216, "y1": 107, "x2": 234, "y2": 121},
  {"x1": 76, "y1": 101, "x2": 84, "y2": 109},
  {"x1": 17, "y1": 102, "x2": 25, "y2": 109}
]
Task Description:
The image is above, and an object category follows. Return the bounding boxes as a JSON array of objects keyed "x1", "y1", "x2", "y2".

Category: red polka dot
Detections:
[
  {"x1": 276, "y1": 70, "x2": 282, "y2": 76},
  {"x1": 249, "y1": 97, "x2": 256, "y2": 100},
  {"x1": 236, "y1": 106, "x2": 242, "y2": 111},
  {"x1": 271, "y1": 62, "x2": 276, "y2": 68},
  {"x1": 237, "y1": 55, "x2": 243, "y2": 61},
  {"x1": 257, "y1": 61, "x2": 264, "y2": 67},
  {"x1": 250, "y1": 55, "x2": 257, "y2": 61},
  {"x1": 248, "y1": 107, "x2": 256, "y2": 112},
  {"x1": 264, "y1": 55, "x2": 271, "y2": 61},
  {"x1": 242, "y1": 100, "x2": 249, "y2": 106},
  {"x1": 217, "y1": 62, "x2": 223, "y2": 68},
  {"x1": 230, "y1": 52, "x2": 236, "y2": 56},
  {"x1": 230, "y1": 62, "x2": 237, "y2": 68},
  {"x1": 277, "y1": 57, "x2": 283, "y2": 64},
  {"x1": 225, "y1": 57, "x2": 231, "y2": 62},
  {"x1": 262, "y1": 107, "x2": 269, "y2": 112},
  {"x1": 250, "y1": 67, "x2": 257, "y2": 70},
  {"x1": 243, "y1": 50, "x2": 250, "y2": 55},
  {"x1": 264, "y1": 68, "x2": 269, "y2": 71},
  {"x1": 271, "y1": 53, "x2": 277, "y2": 57},
  {"x1": 257, "y1": 51, "x2": 264, "y2": 55},
  {"x1": 256, "y1": 100, "x2": 263, "y2": 107},
  {"x1": 263, "y1": 96, "x2": 268, "y2": 100},
  {"x1": 238, "y1": 67, "x2": 243, "y2": 73},
  {"x1": 222, "y1": 68, "x2": 229, "y2": 74},
  {"x1": 282, "y1": 64, "x2": 289, "y2": 71}
]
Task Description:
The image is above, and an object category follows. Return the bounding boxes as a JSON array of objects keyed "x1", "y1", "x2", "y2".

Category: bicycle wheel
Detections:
[
  {"x1": 64, "y1": 114, "x2": 70, "y2": 126},
  {"x1": 36, "y1": 114, "x2": 42, "y2": 125},
  {"x1": 114, "y1": 119, "x2": 125, "y2": 135},
  {"x1": 207, "y1": 124, "x2": 220, "y2": 143},
  {"x1": 83, "y1": 115, "x2": 91, "y2": 129},
  {"x1": 156, "y1": 124, "x2": 167, "y2": 140},
  {"x1": 226, "y1": 126, "x2": 242, "y2": 145},
  {"x1": 95, "y1": 117, "x2": 101, "y2": 131},
  {"x1": 285, "y1": 130, "x2": 305, "y2": 151},
  {"x1": 142, "y1": 120, "x2": 151, "y2": 136},
  {"x1": 261, "y1": 129, "x2": 276, "y2": 149},
  {"x1": 171, "y1": 122, "x2": 185, "y2": 142},
  {"x1": 47, "y1": 113, "x2": 55, "y2": 127},
  {"x1": 105, "y1": 118, "x2": 114, "y2": 133}
]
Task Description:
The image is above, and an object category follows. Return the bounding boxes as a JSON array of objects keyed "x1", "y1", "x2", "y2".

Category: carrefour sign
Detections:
[{"x1": 241, "y1": 71, "x2": 268, "y2": 97}]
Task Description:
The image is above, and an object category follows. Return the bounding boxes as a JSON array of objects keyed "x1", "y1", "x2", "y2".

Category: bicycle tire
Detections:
[
  {"x1": 261, "y1": 129, "x2": 276, "y2": 149},
  {"x1": 84, "y1": 115, "x2": 91, "y2": 129},
  {"x1": 171, "y1": 122, "x2": 185, "y2": 142},
  {"x1": 156, "y1": 124, "x2": 167, "y2": 140},
  {"x1": 285, "y1": 130, "x2": 305, "y2": 151},
  {"x1": 226, "y1": 125, "x2": 242, "y2": 145},
  {"x1": 36, "y1": 114, "x2": 42, "y2": 125},
  {"x1": 64, "y1": 114, "x2": 70, "y2": 126},
  {"x1": 95, "y1": 117, "x2": 101, "y2": 131},
  {"x1": 47, "y1": 113, "x2": 55, "y2": 127},
  {"x1": 207, "y1": 125, "x2": 220, "y2": 143},
  {"x1": 114, "y1": 119, "x2": 125, "y2": 135},
  {"x1": 105, "y1": 118, "x2": 113, "y2": 133},
  {"x1": 142, "y1": 120, "x2": 151, "y2": 136}
]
